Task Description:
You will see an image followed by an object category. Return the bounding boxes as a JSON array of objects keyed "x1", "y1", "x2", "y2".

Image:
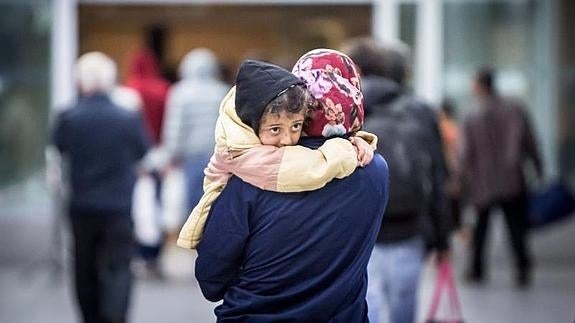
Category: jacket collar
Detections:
[{"x1": 81, "y1": 92, "x2": 111, "y2": 103}]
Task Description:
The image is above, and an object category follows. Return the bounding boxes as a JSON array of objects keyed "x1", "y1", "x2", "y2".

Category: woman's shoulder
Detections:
[
  {"x1": 369, "y1": 154, "x2": 389, "y2": 174},
  {"x1": 359, "y1": 154, "x2": 389, "y2": 191},
  {"x1": 224, "y1": 175, "x2": 262, "y2": 198}
]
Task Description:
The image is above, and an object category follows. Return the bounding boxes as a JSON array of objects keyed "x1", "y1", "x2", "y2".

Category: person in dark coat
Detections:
[
  {"x1": 460, "y1": 68, "x2": 542, "y2": 287},
  {"x1": 52, "y1": 52, "x2": 151, "y2": 323},
  {"x1": 343, "y1": 37, "x2": 451, "y2": 323},
  {"x1": 195, "y1": 49, "x2": 389, "y2": 322}
]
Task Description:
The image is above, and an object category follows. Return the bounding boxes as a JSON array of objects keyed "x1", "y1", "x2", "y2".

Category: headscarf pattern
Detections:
[{"x1": 292, "y1": 49, "x2": 364, "y2": 138}]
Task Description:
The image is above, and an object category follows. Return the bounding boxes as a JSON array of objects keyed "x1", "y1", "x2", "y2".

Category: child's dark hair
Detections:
[{"x1": 262, "y1": 84, "x2": 314, "y2": 125}]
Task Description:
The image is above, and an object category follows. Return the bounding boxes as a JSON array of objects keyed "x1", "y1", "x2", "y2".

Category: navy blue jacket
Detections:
[
  {"x1": 53, "y1": 93, "x2": 150, "y2": 213},
  {"x1": 196, "y1": 137, "x2": 389, "y2": 322}
]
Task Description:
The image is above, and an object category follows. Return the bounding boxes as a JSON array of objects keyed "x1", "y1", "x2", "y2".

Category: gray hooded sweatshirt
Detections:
[{"x1": 162, "y1": 48, "x2": 230, "y2": 160}]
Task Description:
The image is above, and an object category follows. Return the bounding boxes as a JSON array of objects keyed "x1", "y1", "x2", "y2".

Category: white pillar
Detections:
[
  {"x1": 534, "y1": 0, "x2": 559, "y2": 178},
  {"x1": 414, "y1": 0, "x2": 442, "y2": 105},
  {"x1": 372, "y1": 0, "x2": 400, "y2": 43},
  {"x1": 51, "y1": 0, "x2": 78, "y2": 113}
]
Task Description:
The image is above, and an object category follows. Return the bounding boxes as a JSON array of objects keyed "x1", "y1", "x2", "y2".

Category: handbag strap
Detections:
[
  {"x1": 442, "y1": 260, "x2": 463, "y2": 320},
  {"x1": 426, "y1": 259, "x2": 463, "y2": 322},
  {"x1": 427, "y1": 261, "x2": 447, "y2": 320}
]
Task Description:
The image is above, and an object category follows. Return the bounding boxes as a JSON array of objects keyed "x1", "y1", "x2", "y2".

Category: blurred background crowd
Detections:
[{"x1": 1, "y1": 1, "x2": 575, "y2": 323}]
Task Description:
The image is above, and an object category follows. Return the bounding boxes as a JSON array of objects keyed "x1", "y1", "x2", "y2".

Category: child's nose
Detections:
[{"x1": 280, "y1": 133, "x2": 295, "y2": 146}]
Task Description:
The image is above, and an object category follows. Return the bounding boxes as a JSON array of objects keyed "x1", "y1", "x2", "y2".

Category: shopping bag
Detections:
[
  {"x1": 161, "y1": 168, "x2": 187, "y2": 233},
  {"x1": 529, "y1": 181, "x2": 575, "y2": 229},
  {"x1": 132, "y1": 175, "x2": 162, "y2": 246},
  {"x1": 425, "y1": 259, "x2": 464, "y2": 323}
]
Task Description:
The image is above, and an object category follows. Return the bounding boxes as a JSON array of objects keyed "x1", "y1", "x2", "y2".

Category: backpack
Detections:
[{"x1": 365, "y1": 95, "x2": 433, "y2": 215}]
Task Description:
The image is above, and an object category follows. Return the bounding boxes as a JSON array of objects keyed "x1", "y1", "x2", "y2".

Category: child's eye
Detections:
[
  {"x1": 269, "y1": 127, "x2": 280, "y2": 135},
  {"x1": 291, "y1": 123, "x2": 303, "y2": 132}
]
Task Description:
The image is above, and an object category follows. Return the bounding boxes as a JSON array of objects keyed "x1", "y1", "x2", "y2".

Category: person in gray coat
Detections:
[{"x1": 161, "y1": 48, "x2": 230, "y2": 227}]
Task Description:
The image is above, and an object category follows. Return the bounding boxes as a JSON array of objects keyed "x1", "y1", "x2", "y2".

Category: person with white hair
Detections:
[{"x1": 52, "y1": 52, "x2": 151, "y2": 323}]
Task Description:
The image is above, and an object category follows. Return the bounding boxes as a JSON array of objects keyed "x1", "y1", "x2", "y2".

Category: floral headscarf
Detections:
[{"x1": 292, "y1": 48, "x2": 364, "y2": 138}]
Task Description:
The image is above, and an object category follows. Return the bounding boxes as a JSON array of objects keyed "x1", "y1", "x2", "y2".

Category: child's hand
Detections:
[{"x1": 350, "y1": 136, "x2": 374, "y2": 167}]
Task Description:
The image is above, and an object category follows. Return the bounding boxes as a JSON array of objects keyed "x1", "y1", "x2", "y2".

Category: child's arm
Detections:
[
  {"x1": 275, "y1": 138, "x2": 358, "y2": 192},
  {"x1": 212, "y1": 131, "x2": 379, "y2": 193},
  {"x1": 355, "y1": 130, "x2": 378, "y2": 150},
  {"x1": 176, "y1": 134, "x2": 377, "y2": 249},
  {"x1": 228, "y1": 132, "x2": 377, "y2": 193}
]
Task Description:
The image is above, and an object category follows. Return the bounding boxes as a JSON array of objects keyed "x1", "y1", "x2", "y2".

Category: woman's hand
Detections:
[{"x1": 350, "y1": 136, "x2": 374, "y2": 167}]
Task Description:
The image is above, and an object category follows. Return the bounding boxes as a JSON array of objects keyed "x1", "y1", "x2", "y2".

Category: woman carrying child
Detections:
[{"x1": 191, "y1": 49, "x2": 389, "y2": 322}]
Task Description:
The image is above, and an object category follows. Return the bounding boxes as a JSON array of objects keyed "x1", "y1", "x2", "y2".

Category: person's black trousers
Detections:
[
  {"x1": 69, "y1": 207, "x2": 135, "y2": 323},
  {"x1": 469, "y1": 194, "x2": 532, "y2": 283}
]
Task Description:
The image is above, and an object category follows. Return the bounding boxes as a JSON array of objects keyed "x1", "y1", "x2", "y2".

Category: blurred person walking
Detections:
[
  {"x1": 125, "y1": 48, "x2": 170, "y2": 145},
  {"x1": 460, "y1": 68, "x2": 542, "y2": 288},
  {"x1": 125, "y1": 48, "x2": 170, "y2": 277},
  {"x1": 52, "y1": 52, "x2": 150, "y2": 323},
  {"x1": 162, "y1": 48, "x2": 229, "y2": 233},
  {"x1": 438, "y1": 99, "x2": 466, "y2": 239},
  {"x1": 343, "y1": 38, "x2": 451, "y2": 323}
]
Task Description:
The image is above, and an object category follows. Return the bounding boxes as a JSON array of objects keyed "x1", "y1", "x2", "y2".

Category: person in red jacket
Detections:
[{"x1": 125, "y1": 48, "x2": 170, "y2": 145}]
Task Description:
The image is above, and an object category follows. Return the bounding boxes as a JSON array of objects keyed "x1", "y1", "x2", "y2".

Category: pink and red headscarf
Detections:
[{"x1": 292, "y1": 49, "x2": 364, "y2": 138}]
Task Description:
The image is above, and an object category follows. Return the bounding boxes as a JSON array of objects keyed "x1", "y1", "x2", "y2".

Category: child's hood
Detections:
[
  {"x1": 234, "y1": 60, "x2": 304, "y2": 135},
  {"x1": 215, "y1": 86, "x2": 262, "y2": 151}
]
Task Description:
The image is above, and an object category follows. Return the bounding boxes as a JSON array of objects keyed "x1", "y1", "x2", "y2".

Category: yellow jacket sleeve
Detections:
[
  {"x1": 274, "y1": 130, "x2": 378, "y2": 192},
  {"x1": 276, "y1": 139, "x2": 357, "y2": 192}
]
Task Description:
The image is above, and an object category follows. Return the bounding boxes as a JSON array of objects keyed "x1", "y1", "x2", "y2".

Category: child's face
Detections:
[{"x1": 258, "y1": 111, "x2": 306, "y2": 147}]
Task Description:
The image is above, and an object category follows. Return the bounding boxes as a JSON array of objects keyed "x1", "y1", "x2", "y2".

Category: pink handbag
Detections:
[{"x1": 425, "y1": 259, "x2": 464, "y2": 323}]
